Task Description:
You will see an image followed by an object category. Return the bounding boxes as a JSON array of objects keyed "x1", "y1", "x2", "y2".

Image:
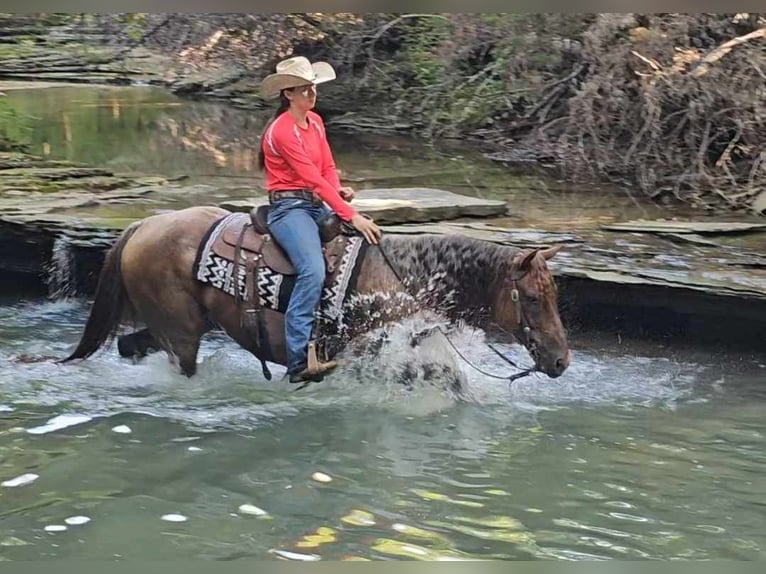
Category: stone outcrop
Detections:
[
  {"x1": 2, "y1": 149, "x2": 764, "y2": 349},
  {"x1": 220, "y1": 188, "x2": 508, "y2": 225}
]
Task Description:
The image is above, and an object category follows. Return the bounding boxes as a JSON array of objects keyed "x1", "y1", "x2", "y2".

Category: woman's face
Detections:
[{"x1": 286, "y1": 84, "x2": 317, "y2": 112}]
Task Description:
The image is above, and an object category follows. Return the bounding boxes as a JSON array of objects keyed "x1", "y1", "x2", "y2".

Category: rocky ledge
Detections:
[
  {"x1": 0, "y1": 152, "x2": 509, "y2": 291},
  {"x1": 1, "y1": 152, "x2": 764, "y2": 349},
  {"x1": 384, "y1": 220, "x2": 766, "y2": 348},
  {"x1": 221, "y1": 188, "x2": 508, "y2": 225}
]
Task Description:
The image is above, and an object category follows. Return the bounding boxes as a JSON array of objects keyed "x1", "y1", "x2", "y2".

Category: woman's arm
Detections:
[{"x1": 273, "y1": 123, "x2": 355, "y2": 221}]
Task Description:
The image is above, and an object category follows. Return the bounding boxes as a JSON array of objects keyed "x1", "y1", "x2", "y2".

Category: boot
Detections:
[
  {"x1": 288, "y1": 360, "x2": 338, "y2": 384},
  {"x1": 288, "y1": 341, "x2": 338, "y2": 384}
]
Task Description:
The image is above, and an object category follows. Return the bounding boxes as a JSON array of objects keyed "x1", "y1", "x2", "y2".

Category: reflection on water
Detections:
[
  {"x1": 8, "y1": 86, "x2": 265, "y2": 179},
  {"x1": 1, "y1": 297, "x2": 765, "y2": 560},
  {"x1": 4, "y1": 85, "x2": 678, "y2": 230}
]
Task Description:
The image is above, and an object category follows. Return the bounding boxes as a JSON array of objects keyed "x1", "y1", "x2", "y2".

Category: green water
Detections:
[
  {"x1": 1, "y1": 85, "x2": 765, "y2": 561},
  {"x1": 4, "y1": 84, "x2": 675, "y2": 229},
  {"x1": 1, "y1": 297, "x2": 764, "y2": 560}
]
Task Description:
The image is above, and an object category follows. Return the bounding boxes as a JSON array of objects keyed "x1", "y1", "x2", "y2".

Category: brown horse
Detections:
[{"x1": 61, "y1": 205, "x2": 571, "y2": 382}]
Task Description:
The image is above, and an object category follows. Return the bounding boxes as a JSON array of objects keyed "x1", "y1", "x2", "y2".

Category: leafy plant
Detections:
[{"x1": 0, "y1": 98, "x2": 32, "y2": 152}]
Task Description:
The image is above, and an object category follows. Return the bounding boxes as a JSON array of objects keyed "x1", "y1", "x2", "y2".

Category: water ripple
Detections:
[{"x1": 0, "y1": 297, "x2": 764, "y2": 560}]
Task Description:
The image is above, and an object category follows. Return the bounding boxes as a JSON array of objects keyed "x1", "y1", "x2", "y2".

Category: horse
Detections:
[{"x1": 60, "y1": 205, "x2": 571, "y2": 384}]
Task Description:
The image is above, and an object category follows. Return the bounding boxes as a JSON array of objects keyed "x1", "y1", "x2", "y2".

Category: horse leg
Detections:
[
  {"x1": 124, "y1": 286, "x2": 208, "y2": 378},
  {"x1": 118, "y1": 328, "x2": 206, "y2": 377},
  {"x1": 135, "y1": 314, "x2": 206, "y2": 378},
  {"x1": 163, "y1": 331, "x2": 203, "y2": 377},
  {"x1": 117, "y1": 328, "x2": 160, "y2": 359}
]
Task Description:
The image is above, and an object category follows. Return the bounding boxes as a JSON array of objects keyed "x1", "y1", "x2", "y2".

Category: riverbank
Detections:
[
  {"x1": 1, "y1": 82, "x2": 765, "y2": 351},
  {"x1": 1, "y1": 146, "x2": 764, "y2": 351},
  {"x1": 1, "y1": 14, "x2": 764, "y2": 214}
]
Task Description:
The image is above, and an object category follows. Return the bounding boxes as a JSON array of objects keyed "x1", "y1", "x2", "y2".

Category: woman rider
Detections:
[{"x1": 258, "y1": 56, "x2": 382, "y2": 384}]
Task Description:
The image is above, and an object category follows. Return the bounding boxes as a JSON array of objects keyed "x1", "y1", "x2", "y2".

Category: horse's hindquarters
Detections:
[{"x1": 119, "y1": 206, "x2": 229, "y2": 375}]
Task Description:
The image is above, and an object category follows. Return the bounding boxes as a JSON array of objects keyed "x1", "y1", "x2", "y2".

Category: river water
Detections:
[{"x1": 0, "y1": 85, "x2": 764, "y2": 560}]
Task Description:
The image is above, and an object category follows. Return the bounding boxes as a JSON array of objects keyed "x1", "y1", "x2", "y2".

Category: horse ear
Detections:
[
  {"x1": 517, "y1": 248, "x2": 540, "y2": 271},
  {"x1": 540, "y1": 245, "x2": 562, "y2": 260}
]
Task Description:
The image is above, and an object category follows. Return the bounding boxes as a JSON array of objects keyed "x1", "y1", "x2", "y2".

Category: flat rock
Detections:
[
  {"x1": 382, "y1": 221, "x2": 581, "y2": 247},
  {"x1": 601, "y1": 219, "x2": 766, "y2": 235},
  {"x1": 752, "y1": 192, "x2": 766, "y2": 214},
  {"x1": 387, "y1": 221, "x2": 766, "y2": 302},
  {"x1": 220, "y1": 187, "x2": 508, "y2": 225}
]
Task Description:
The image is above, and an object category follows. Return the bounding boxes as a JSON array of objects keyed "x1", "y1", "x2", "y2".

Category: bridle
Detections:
[{"x1": 508, "y1": 264, "x2": 534, "y2": 352}]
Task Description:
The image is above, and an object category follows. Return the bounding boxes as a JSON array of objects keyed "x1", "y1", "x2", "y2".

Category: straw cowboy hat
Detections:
[{"x1": 260, "y1": 56, "x2": 336, "y2": 100}]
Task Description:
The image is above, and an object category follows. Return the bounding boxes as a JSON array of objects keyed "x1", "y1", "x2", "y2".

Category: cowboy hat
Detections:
[{"x1": 260, "y1": 56, "x2": 336, "y2": 100}]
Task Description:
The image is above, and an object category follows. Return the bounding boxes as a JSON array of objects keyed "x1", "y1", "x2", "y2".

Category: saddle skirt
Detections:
[{"x1": 193, "y1": 209, "x2": 368, "y2": 321}]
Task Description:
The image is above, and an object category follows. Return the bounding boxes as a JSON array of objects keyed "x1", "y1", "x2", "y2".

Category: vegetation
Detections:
[
  {"x1": 1, "y1": 13, "x2": 764, "y2": 212},
  {"x1": 0, "y1": 99, "x2": 31, "y2": 152},
  {"x1": 324, "y1": 14, "x2": 766, "y2": 212}
]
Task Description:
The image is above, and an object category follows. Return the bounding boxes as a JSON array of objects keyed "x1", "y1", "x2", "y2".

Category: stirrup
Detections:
[
  {"x1": 307, "y1": 341, "x2": 336, "y2": 372},
  {"x1": 289, "y1": 342, "x2": 338, "y2": 386}
]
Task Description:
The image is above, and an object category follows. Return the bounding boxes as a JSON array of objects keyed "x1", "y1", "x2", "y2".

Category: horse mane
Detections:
[{"x1": 379, "y1": 233, "x2": 522, "y2": 323}]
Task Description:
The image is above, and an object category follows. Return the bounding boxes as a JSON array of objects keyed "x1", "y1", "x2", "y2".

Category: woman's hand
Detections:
[
  {"x1": 339, "y1": 186, "x2": 355, "y2": 202},
  {"x1": 350, "y1": 214, "x2": 382, "y2": 245}
]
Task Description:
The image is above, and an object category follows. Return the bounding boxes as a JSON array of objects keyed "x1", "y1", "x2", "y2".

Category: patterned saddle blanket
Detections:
[{"x1": 193, "y1": 212, "x2": 368, "y2": 322}]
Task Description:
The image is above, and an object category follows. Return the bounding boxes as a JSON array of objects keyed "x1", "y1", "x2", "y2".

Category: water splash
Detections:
[
  {"x1": 44, "y1": 235, "x2": 77, "y2": 300},
  {"x1": 333, "y1": 312, "x2": 466, "y2": 396},
  {"x1": 0, "y1": 299, "x2": 702, "y2": 433}
]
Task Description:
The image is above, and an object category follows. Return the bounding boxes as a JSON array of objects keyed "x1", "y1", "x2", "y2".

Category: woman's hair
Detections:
[{"x1": 257, "y1": 91, "x2": 291, "y2": 171}]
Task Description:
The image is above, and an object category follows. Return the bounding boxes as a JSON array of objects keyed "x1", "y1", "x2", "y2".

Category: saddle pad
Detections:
[{"x1": 193, "y1": 212, "x2": 368, "y2": 320}]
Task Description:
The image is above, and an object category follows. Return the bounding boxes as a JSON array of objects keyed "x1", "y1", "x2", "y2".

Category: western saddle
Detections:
[
  {"x1": 209, "y1": 204, "x2": 355, "y2": 380},
  {"x1": 212, "y1": 204, "x2": 352, "y2": 279}
]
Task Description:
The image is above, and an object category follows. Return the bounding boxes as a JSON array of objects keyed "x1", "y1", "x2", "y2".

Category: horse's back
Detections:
[
  {"x1": 124, "y1": 206, "x2": 225, "y2": 254},
  {"x1": 121, "y1": 205, "x2": 230, "y2": 305}
]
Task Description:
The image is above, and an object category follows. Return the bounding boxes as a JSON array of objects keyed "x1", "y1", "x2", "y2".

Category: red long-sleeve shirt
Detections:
[{"x1": 262, "y1": 110, "x2": 356, "y2": 221}]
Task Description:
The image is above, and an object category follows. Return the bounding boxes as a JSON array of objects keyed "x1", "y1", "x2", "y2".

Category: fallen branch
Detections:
[
  {"x1": 690, "y1": 27, "x2": 766, "y2": 78},
  {"x1": 631, "y1": 50, "x2": 662, "y2": 72},
  {"x1": 520, "y1": 64, "x2": 584, "y2": 123}
]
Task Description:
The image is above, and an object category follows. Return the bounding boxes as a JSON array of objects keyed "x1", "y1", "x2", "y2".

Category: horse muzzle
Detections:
[
  {"x1": 533, "y1": 347, "x2": 571, "y2": 379},
  {"x1": 550, "y1": 348, "x2": 572, "y2": 378}
]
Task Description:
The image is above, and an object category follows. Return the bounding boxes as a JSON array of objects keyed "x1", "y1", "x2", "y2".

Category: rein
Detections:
[{"x1": 377, "y1": 241, "x2": 536, "y2": 385}]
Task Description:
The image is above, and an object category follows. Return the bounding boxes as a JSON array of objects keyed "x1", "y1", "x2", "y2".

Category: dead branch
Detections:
[
  {"x1": 690, "y1": 27, "x2": 766, "y2": 78},
  {"x1": 366, "y1": 13, "x2": 452, "y2": 61},
  {"x1": 520, "y1": 65, "x2": 583, "y2": 123},
  {"x1": 631, "y1": 50, "x2": 662, "y2": 72}
]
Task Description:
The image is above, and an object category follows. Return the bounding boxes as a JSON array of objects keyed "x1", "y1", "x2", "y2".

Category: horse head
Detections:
[{"x1": 492, "y1": 245, "x2": 571, "y2": 378}]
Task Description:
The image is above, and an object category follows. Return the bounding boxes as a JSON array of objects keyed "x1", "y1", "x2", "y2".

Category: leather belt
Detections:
[{"x1": 268, "y1": 189, "x2": 321, "y2": 204}]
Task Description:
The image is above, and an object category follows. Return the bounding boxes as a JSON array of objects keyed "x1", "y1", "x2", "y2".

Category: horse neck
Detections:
[{"x1": 380, "y1": 234, "x2": 517, "y2": 323}]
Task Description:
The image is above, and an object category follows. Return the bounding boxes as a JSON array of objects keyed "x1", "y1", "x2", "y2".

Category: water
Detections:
[
  {"x1": 3, "y1": 84, "x2": 678, "y2": 230},
  {"x1": 1, "y1": 85, "x2": 765, "y2": 560},
  {"x1": 43, "y1": 236, "x2": 76, "y2": 299},
  {"x1": 1, "y1": 297, "x2": 764, "y2": 560}
]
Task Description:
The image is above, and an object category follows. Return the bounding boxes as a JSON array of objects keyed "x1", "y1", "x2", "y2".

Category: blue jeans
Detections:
[{"x1": 267, "y1": 198, "x2": 331, "y2": 374}]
